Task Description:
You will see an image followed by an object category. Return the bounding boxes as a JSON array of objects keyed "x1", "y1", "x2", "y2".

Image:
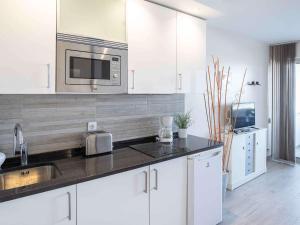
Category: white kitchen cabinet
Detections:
[
  {"x1": 0, "y1": 185, "x2": 76, "y2": 225},
  {"x1": 150, "y1": 157, "x2": 187, "y2": 225},
  {"x1": 177, "y1": 13, "x2": 206, "y2": 94},
  {"x1": 127, "y1": 0, "x2": 177, "y2": 94},
  {"x1": 228, "y1": 128, "x2": 267, "y2": 190},
  {"x1": 0, "y1": 0, "x2": 56, "y2": 94},
  {"x1": 77, "y1": 166, "x2": 149, "y2": 225},
  {"x1": 57, "y1": 0, "x2": 126, "y2": 43}
]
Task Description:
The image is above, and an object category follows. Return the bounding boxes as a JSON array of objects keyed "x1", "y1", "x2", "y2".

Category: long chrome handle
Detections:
[
  {"x1": 131, "y1": 70, "x2": 135, "y2": 90},
  {"x1": 67, "y1": 192, "x2": 71, "y2": 221},
  {"x1": 47, "y1": 64, "x2": 50, "y2": 88},
  {"x1": 178, "y1": 74, "x2": 182, "y2": 90},
  {"x1": 153, "y1": 169, "x2": 158, "y2": 190},
  {"x1": 192, "y1": 151, "x2": 222, "y2": 161},
  {"x1": 143, "y1": 171, "x2": 148, "y2": 193}
]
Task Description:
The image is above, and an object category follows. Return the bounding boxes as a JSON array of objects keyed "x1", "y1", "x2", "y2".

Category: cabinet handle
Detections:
[
  {"x1": 153, "y1": 169, "x2": 158, "y2": 190},
  {"x1": 178, "y1": 74, "x2": 182, "y2": 90},
  {"x1": 47, "y1": 64, "x2": 50, "y2": 88},
  {"x1": 131, "y1": 70, "x2": 135, "y2": 90},
  {"x1": 67, "y1": 192, "x2": 71, "y2": 221},
  {"x1": 143, "y1": 171, "x2": 148, "y2": 193}
]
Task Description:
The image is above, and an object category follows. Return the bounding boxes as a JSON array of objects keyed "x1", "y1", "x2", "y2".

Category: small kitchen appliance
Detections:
[
  {"x1": 158, "y1": 116, "x2": 173, "y2": 143},
  {"x1": 83, "y1": 131, "x2": 112, "y2": 156},
  {"x1": 56, "y1": 33, "x2": 128, "y2": 94}
]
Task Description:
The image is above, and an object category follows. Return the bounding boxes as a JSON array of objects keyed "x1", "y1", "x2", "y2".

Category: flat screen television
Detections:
[{"x1": 231, "y1": 102, "x2": 255, "y2": 129}]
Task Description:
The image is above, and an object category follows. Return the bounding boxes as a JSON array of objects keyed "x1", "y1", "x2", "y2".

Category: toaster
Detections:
[{"x1": 84, "y1": 131, "x2": 113, "y2": 156}]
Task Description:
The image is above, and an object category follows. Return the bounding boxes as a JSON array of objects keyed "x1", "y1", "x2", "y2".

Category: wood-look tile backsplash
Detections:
[{"x1": 0, "y1": 94, "x2": 184, "y2": 157}]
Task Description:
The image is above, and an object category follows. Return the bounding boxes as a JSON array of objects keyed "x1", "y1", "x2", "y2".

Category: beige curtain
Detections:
[{"x1": 269, "y1": 43, "x2": 296, "y2": 164}]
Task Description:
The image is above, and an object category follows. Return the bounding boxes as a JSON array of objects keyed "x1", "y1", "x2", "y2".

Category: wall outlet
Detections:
[{"x1": 87, "y1": 121, "x2": 97, "y2": 132}]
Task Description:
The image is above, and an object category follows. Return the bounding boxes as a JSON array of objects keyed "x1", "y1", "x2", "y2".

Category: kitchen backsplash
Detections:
[{"x1": 0, "y1": 94, "x2": 184, "y2": 157}]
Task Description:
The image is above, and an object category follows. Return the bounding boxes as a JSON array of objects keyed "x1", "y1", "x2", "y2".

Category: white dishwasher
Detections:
[{"x1": 187, "y1": 147, "x2": 223, "y2": 225}]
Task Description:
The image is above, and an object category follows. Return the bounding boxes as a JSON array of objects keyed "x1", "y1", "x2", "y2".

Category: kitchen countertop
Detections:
[{"x1": 0, "y1": 135, "x2": 222, "y2": 203}]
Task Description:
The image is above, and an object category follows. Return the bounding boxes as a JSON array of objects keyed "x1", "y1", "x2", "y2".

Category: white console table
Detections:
[{"x1": 227, "y1": 128, "x2": 267, "y2": 191}]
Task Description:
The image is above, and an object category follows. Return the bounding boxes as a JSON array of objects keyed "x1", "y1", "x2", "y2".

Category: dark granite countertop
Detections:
[{"x1": 0, "y1": 135, "x2": 222, "y2": 203}]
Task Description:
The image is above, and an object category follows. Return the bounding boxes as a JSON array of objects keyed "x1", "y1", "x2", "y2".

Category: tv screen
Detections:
[{"x1": 231, "y1": 103, "x2": 255, "y2": 129}]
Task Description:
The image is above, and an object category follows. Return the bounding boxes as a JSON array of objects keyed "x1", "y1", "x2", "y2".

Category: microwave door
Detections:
[{"x1": 65, "y1": 50, "x2": 116, "y2": 86}]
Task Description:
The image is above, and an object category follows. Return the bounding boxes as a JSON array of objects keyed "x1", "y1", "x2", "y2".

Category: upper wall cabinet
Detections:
[
  {"x1": 127, "y1": 0, "x2": 177, "y2": 94},
  {"x1": 0, "y1": 0, "x2": 56, "y2": 94},
  {"x1": 127, "y1": 0, "x2": 206, "y2": 94},
  {"x1": 177, "y1": 12, "x2": 206, "y2": 94},
  {"x1": 57, "y1": 0, "x2": 127, "y2": 43}
]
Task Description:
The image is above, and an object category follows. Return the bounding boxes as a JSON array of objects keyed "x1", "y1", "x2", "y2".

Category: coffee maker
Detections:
[{"x1": 158, "y1": 116, "x2": 173, "y2": 143}]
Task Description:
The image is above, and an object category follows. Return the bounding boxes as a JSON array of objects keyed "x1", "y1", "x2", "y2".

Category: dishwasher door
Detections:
[{"x1": 188, "y1": 148, "x2": 223, "y2": 225}]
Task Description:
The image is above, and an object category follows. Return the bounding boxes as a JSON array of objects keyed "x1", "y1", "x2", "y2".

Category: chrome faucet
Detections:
[{"x1": 13, "y1": 123, "x2": 28, "y2": 166}]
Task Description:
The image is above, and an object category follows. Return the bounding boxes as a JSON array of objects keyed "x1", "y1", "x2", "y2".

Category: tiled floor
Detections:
[{"x1": 222, "y1": 161, "x2": 300, "y2": 225}]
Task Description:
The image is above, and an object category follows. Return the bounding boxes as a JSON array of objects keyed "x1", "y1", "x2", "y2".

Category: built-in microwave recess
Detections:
[{"x1": 56, "y1": 33, "x2": 128, "y2": 94}]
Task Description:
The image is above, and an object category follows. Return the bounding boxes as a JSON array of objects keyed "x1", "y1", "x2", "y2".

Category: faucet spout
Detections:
[{"x1": 13, "y1": 123, "x2": 28, "y2": 166}]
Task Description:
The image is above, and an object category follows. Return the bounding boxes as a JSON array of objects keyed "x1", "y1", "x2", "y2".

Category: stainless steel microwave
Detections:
[{"x1": 56, "y1": 34, "x2": 128, "y2": 94}]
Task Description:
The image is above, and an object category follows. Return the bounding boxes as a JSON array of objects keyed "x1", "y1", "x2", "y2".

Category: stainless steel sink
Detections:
[{"x1": 0, "y1": 163, "x2": 61, "y2": 190}]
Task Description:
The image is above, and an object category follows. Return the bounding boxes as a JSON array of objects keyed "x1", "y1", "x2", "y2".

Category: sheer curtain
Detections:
[{"x1": 269, "y1": 43, "x2": 296, "y2": 164}]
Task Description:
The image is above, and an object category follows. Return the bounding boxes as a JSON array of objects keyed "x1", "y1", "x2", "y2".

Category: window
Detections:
[{"x1": 296, "y1": 64, "x2": 300, "y2": 113}]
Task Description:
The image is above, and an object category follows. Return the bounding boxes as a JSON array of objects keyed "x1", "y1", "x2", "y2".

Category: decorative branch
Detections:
[
  {"x1": 208, "y1": 66, "x2": 217, "y2": 141},
  {"x1": 224, "y1": 68, "x2": 247, "y2": 171},
  {"x1": 206, "y1": 72, "x2": 212, "y2": 139},
  {"x1": 204, "y1": 57, "x2": 247, "y2": 172}
]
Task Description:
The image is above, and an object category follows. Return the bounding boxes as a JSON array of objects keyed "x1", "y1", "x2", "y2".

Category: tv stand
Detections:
[{"x1": 227, "y1": 128, "x2": 267, "y2": 191}]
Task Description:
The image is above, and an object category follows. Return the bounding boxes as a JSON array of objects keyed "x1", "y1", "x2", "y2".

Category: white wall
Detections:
[
  {"x1": 186, "y1": 26, "x2": 269, "y2": 139},
  {"x1": 296, "y1": 64, "x2": 300, "y2": 147}
]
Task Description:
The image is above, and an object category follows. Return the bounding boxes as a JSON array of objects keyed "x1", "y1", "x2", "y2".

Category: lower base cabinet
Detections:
[
  {"x1": 77, "y1": 157, "x2": 187, "y2": 225},
  {"x1": 0, "y1": 152, "x2": 222, "y2": 225},
  {"x1": 77, "y1": 166, "x2": 150, "y2": 225},
  {"x1": 0, "y1": 185, "x2": 76, "y2": 225},
  {"x1": 150, "y1": 157, "x2": 187, "y2": 225}
]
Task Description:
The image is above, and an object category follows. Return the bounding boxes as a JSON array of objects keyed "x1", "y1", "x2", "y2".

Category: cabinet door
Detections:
[
  {"x1": 177, "y1": 13, "x2": 206, "y2": 94},
  {"x1": 229, "y1": 134, "x2": 246, "y2": 183},
  {"x1": 150, "y1": 157, "x2": 187, "y2": 225},
  {"x1": 127, "y1": 0, "x2": 177, "y2": 94},
  {"x1": 0, "y1": 185, "x2": 76, "y2": 225},
  {"x1": 0, "y1": 0, "x2": 56, "y2": 94},
  {"x1": 77, "y1": 167, "x2": 149, "y2": 225},
  {"x1": 57, "y1": 0, "x2": 126, "y2": 43},
  {"x1": 255, "y1": 129, "x2": 267, "y2": 173}
]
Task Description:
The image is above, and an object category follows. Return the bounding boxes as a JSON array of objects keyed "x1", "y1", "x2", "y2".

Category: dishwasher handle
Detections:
[{"x1": 188, "y1": 150, "x2": 222, "y2": 161}]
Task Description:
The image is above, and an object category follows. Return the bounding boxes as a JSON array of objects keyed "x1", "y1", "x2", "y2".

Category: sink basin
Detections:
[{"x1": 0, "y1": 163, "x2": 61, "y2": 190}]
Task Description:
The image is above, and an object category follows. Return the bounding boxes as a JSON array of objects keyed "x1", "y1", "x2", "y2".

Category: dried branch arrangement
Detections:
[{"x1": 203, "y1": 57, "x2": 247, "y2": 172}]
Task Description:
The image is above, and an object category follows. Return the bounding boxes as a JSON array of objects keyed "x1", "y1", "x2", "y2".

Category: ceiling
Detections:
[{"x1": 150, "y1": 0, "x2": 300, "y2": 44}]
